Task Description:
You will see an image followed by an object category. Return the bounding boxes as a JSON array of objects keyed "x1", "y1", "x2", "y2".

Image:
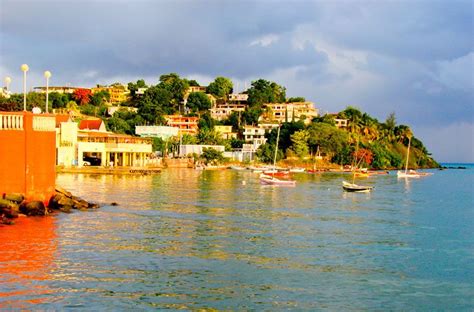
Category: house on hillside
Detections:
[{"x1": 78, "y1": 119, "x2": 107, "y2": 132}]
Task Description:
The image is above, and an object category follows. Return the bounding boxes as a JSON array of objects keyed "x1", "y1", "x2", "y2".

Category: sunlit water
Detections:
[{"x1": 1, "y1": 166, "x2": 473, "y2": 310}]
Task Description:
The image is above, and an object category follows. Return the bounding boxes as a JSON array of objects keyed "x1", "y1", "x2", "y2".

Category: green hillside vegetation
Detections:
[{"x1": 0, "y1": 74, "x2": 438, "y2": 169}]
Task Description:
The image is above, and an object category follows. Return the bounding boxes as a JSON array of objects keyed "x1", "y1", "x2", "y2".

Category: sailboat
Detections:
[
  {"x1": 307, "y1": 146, "x2": 322, "y2": 173},
  {"x1": 342, "y1": 147, "x2": 373, "y2": 192},
  {"x1": 397, "y1": 136, "x2": 425, "y2": 178},
  {"x1": 259, "y1": 125, "x2": 296, "y2": 186}
]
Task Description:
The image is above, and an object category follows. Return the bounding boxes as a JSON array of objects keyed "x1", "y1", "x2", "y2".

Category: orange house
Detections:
[
  {"x1": 164, "y1": 115, "x2": 199, "y2": 135},
  {"x1": 0, "y1": 112, "x2": 56, "y2": 204}
]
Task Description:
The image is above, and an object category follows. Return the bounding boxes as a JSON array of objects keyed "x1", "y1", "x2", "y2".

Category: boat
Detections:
[
  {"x1": 342, "y1": 144, "x2": 373, "y2": 192},
  {"x1": 289, "y1": 167, "x2": 305, "y2": 173},
  {"x1": 342, "y1": 181, "x2": 373, "y2": 192},
  {"x1": 259, "y1": 125, "x2": 296, "y2": 186},
  {"x1": 397, "y1": 135, "x2": 432, "y2": 178},
  {"x1": 354, "y1": 171, "x2": 369, "y2": 178},
  {"x1": 260, "y1": 174, "x2": 296, "y2": 186},
  {"x1": 229, "y1": 165, "x2": 246, "y2": 171}
]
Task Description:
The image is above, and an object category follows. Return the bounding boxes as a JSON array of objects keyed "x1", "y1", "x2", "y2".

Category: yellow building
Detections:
[
  {"x1": 214, "y1": 125, "x2": 237, "y2": 140},
  {"x1": 261, "y1": 102, "x2": 319, "y2": 124},
  {"x1": 55, "y1": 116, "x2": 152, "y2": 168},
  {"x1": 91, "y1": 84, "x2": 130, "y2": 104}
]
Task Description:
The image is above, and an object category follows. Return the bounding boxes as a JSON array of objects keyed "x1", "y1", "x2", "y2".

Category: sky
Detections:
[{"x1": 1, "y1": 0, "x2": 473, "y2": 162}]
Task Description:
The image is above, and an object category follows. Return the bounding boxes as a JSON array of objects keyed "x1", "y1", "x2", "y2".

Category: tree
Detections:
[
  {"x1": 200, "y1": 147, "x2": 225, "y2": 165},
  {"x1": 186, "y1": 92, "x2": 212, "y2": 113},
  {"x1": 72, "y1": 88, "x2": 92, "y2": 105},
  {"x1": 287, "y1": 97, "x2": 305, "y2": 103},
  {"x1": 290, "y1": 130, "x2": 310, "y2": 159},
  {"x1": 207, "y1": 77, "x2": 233, "y2": 100},
  {"x1": 246, "y1": 79, "x2": 286, "y2": 107},
  {"x1": 186, "y1": 79, "x2": 200, "y2": 87},
  {"x1": 242, "y1": 106, "x2": 263, "y2": 125},
  {"x1": 90, "y1": 90, "x2": 110, "y2": 106},
  {"x1": 265, "y1": 121, "x2": 305, "y2": 154},
  {"x1": 197, "y1": 128, "x2": 223, "y2": 145},
  {"x1": 198, "y1": 111, "x2": 217, "y2": 130},
  {"x1": 107, "y1": 116, "x2": 132, "y2": 134},
  {"x1": 137, "y1": 86, "x2": 174, "y2": 124},
  {"x1": 307, "y1": 122, "x2": 349, "y2": 159},
  {"x1": 158, "y1": 73, "x2": 189, "y2": 109}
]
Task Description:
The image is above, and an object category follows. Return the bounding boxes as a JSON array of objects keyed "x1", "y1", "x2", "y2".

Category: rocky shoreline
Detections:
[{"x1": 0, "y1": 186, "x2": 100, "y2": 226}]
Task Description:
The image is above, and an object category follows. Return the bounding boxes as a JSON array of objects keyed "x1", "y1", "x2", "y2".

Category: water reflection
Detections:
[
  {"x1": 0, "y1": 169, "x2": 468, "y2": 310},
  {"x1": 0, "y1": 217, "x2": 57, "y2": 308}
]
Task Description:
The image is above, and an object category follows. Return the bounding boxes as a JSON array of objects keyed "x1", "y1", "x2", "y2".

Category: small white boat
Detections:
[
  {"x1": 229, "y1": 165, "x2": 246, "y2": 171},
  {"x1": 342, "y1": 181, "x2": 373, "y2": 192},
  {"x1": 289, "y1": 168, "x2": 305, "y2": 173},
  {"x1": 397, "y1": 170, "x2": 420, "y2": 178},
  {"x1": 260, "y1": 174, "x2": 296, "y2": 186}
]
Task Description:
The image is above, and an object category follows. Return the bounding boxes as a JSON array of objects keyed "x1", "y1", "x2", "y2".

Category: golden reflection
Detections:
[{"x1": 0, "y1": 217, "x2": 57, "y2": 307}]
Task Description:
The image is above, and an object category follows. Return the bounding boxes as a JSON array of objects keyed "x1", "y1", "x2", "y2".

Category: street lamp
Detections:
[
  {"x1": 20, "y1": 64, "x2": 29, "y2": 111},
  {"x1": 4, "y1": 76, "x2": 11, "y2": 91},
  {"x1": 44, "y1": 70, "x2": 51, "y2": 113}
]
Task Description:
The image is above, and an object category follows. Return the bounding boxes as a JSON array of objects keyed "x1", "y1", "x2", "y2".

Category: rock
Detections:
[
  {"x1": 0, "y1": 198, "x2": 15, "y2": 208},
  {"x1": 4, "y1": 193, "x2": 24, "y2": 204},
  {"x1": 1, "y1": 205, "x2": 19, "y2": 218},
  {"x1": 20, "y1": 201, "x2": 46, "y2": 216},
  {"x1": 110, "y1": 202, "x2": 119, "y2": 206},
  {"x1": 55, "y1": 186, "x2": 72, "y2": 198},
  {"x1": 58, "y1": 196, "x2": 74, "y2": 207},
  {"x1": 88, "y1": 203, "x2": 100, "y2": 209}
]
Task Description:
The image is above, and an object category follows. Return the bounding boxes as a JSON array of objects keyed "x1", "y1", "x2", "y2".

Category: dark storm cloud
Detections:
[{"x1": 1, "y1": 0, "x2": 472, "y2": 161}]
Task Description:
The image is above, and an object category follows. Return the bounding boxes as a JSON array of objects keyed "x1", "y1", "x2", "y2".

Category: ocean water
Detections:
[{"x1": 0, "y1": 166, "x2": 473, "y2": 310}]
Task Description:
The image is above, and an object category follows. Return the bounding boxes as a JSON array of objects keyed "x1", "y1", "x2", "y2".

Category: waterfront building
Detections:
[
  {"x1": 164, "y1": 115, "x2": 199, "y2": 135},
  {"x1": 0, "y1": 111, "x2": 56, "y2": 203},
  {"x1": 210, "y1": 103, "x2": 246, "y2": 121},
  {"x1": 214, "y1": 125, "x2": 237, "y2": 140},
  {"x1": 135, "y1": 125, "x2": 179, "y2": 140},
  {"x1": 261, "y1": 102, "x2": 319, "y2": 124},
  {"x1": 56, "y1": 116, "x2": 152, "y2": 167}
]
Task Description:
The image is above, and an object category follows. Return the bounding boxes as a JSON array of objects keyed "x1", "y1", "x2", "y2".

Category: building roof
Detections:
[
  {"x1": 55, "y1": 114, "x2": 71, "y2": 127},
  {"x1": 78, "y1": 119, "x2": 104, "y2": 131}
]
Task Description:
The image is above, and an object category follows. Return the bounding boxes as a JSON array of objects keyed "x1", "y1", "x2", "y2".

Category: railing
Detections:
[
  {"x1": 33, "y1": 116, "x2": 56, "y2": 132},
  {"x1": 0, "y1": 114, "x2": 24, "y2": 130}
]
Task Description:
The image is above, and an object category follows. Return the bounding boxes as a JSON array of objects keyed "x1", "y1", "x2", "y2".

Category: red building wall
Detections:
[{"x1": 0, "y1": 112, "x2": 56, "y2": 204}]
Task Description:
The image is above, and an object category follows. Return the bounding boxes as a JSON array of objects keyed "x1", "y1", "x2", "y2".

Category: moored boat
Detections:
[
  {"x1": 260, "y1": 174, "x2": 296, "y2": 186},
  {"x1": 342, "y1": 181, "x2": 373, "y2": 192}
]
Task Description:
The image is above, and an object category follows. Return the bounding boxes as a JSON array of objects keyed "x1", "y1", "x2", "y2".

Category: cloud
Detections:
[
  {"x1": 1, "y1": 0, "x2": 472, "y2": 161},
  {"x1": 435, "y1": 52, "x2": 474, "y2": 91},
  {"x1": 414, "y1": 122, "x2": 474, "y2": 163}
]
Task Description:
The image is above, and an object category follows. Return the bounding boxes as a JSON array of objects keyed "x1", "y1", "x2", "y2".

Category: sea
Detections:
[{"x1": 0, "y1": 164, "x2": 473, "y2": 310}]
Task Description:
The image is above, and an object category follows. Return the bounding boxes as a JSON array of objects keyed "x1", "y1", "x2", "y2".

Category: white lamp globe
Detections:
[
  {"x1": 21, "y1": 64, "x2": 29, "y2": 72},
  {"x1": 44, "y1": 70, "x2": 52, "y2": 78}
]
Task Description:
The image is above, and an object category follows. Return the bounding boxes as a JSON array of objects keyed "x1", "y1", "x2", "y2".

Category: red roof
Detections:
[
  {"x1": 79, "y1": 119, "x2": 103, "y2": 130},
  {"x1": 55, "y1": 114, "x2": 71, "y2": 127}
]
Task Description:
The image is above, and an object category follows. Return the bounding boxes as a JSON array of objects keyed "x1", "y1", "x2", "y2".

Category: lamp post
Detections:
[
  {"x1": 44, "y1": 70, "x2": 51, "y2": 113},
  {"x1": 20, "y1": 64, "x2": 29, "y2": 111},
  {"x1": 4, "y1": 76, "x2": 11, "y2": 91}
]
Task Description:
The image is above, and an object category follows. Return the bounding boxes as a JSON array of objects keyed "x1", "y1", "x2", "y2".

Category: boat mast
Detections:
[
  {"x1": 404, "y1": 136, "x2": 411, "y2": 174},
  {"x1": 273, "y1": 125, "x2": 281, "y2": 174}
]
